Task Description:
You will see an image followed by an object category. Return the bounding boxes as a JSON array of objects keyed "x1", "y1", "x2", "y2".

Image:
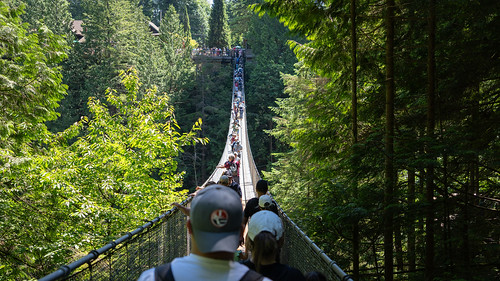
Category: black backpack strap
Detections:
[
  {"x1": 154, "y1": 262, "x2": 175, "y2": 281},
  {"x1": 240, "y1": 269, "x2": 265, "y2": 281}
]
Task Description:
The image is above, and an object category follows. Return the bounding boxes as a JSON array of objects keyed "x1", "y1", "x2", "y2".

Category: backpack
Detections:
[
  {"x1": 229, "y1": 182, "x2": 242, "y2": 198},
  {"x1": 155, "y1": 262, "x2": 264, "y2": 281},
  {"x1": 229, "y1": 161, "x2": 238, "y2": 176}
]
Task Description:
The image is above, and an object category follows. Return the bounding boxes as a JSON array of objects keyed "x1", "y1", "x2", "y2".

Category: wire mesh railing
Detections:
[
  {"x1": 39, "y1": 197, "x2": 192, "y2": 281},
  {"x1": 278, "y1": 207, "x2": 352, "y2": 281}
]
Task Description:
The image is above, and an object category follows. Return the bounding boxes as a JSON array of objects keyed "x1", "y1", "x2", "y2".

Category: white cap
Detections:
[
  {"x1": 258, "y1": 194, "x2": 273, "y2": 208},
  {"x1": 247, "y1": 210, "x2": 284, "y2": 241}
]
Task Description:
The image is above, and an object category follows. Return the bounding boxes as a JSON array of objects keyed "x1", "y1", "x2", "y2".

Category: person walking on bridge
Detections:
[
  {"x1": 218, "y1": 154, "x2": 240, "y2": 185},
  {"x1": 137, "y1": 185, "x2": 270, "y2": 281},
  {"x1": 218, "y1": 175, "x2": 242, "y2": 198},
  {"x1": 243, "y1": 210, "x2": 306, "y2": 281},
  {"x1": 243, "y1": 180, "x2": 278, "y2": 226}
]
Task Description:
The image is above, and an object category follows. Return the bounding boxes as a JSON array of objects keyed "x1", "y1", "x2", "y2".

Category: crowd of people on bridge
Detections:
[
  {"x1": 222, "y1": 53, "x2": 246, "y2": 190},
  {"x1": 137, "y1": 48, "x2": 326, "y2": 281},
  {"x1": 192, "y1": 47, "x2": 229, "y2": 57},
  {"x1": 192, "y1": 46, "x2": 246, "y2": 58},
  {"x1": 139, "y1": 181, "x2": 322, "y2": 281}
]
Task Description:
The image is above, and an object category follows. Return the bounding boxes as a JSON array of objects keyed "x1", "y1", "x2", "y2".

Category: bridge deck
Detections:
[
  {"x1": 211, "y1": 64, "x2": 255, "y2": 205},
  {"x1": 239, "y1": 112, "x2": 255, "y2": 203}
]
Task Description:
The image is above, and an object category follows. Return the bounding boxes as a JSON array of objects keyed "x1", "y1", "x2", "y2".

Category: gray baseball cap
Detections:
[
  {"x1": 190, "y1": 184, "x2": 243, "y2": 253},
  {"x1": 218, "y1": 175, "x2": 230, "y2": 186}
]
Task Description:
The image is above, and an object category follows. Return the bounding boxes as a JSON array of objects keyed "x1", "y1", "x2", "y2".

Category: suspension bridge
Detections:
[{"x1": 39, "y1": 51, "x2": 352, "y2": 281}]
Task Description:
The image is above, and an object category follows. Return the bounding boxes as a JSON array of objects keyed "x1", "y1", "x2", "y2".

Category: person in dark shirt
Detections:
[
  {"x1": 243, "y1": 180, "x2": 278, "y2": 226},
  {"x1": 242, "y1": 211, "x2": 306, "y2": 281},
  {"x1": 219, "y1": 175, "x2": 242, "y2": 198}
]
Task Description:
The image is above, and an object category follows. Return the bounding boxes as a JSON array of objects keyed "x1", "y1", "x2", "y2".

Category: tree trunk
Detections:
[
  {"x1": 407, "y1": 168, "x2": 416, "y2": 271},
  {"x1": 442, "y1": 153, "x2": 451, "y2": 266},
  {"x1": 394, "y1": 221, "x2": 403, "y2": 271},
  {"x1": 371, "y1": 237, "x2": 381, "y2": 281},
  {"x1": 193, "y1": 145, "x2": 198, "y2": 184},
  {"x1": 424, "y1": 1, "x2": 436, "y2": 279},
  {"x1": 350, "y1": 2, "x2": 358, "y2": 144},
  {"x1": 268, "y1": 119, "x2": 273, "y2": 163},
  {"x1": 200, "y1": 66, "x2": 207, "y2": 181},
  {"x1": 350, "y1": 0, "x2": 360, "y2": 280},
  {"x1": 384, "y1": 1, "x2": 396, "y2": 280},
  {"x1": 461, "y1": 164, "x2": 472, "y2": 279}
]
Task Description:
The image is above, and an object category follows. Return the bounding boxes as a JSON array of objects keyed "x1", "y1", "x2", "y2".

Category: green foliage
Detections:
[
  {"x1": 226, "y1": 0, "x2": 253, "y2": 46},
  {"x1": 264, "y1": 65, "x2": 380, "y2": 268},
  {"x1": 1, "y1": 1, "x2": 208, "y2": 278},
  {"x1": 14, "y1": 0, "x2": 73, "y2": 38},
  {"x1": 0, "y1": 69, "x2": 206, "y2": 279},
  {"x1": 244, "y1": 9, "x2": 298, "y2": 170},
  {"x1": 174, "y1": 62, "x2": 233, "y2": 189},
  {"x1": 207, "y1": 0, "x2": 231, "y2": 48},
  {"x1": 257, "y1": 0, "x2": 500, "y2": 280},
  {"x1": 188, "y1": 0, "x2": 211, "y2": 45},
  {"x1": 136, "y1": 5, "x2": 195, "y2": 97},
  {"x1": 0, "y1": 1, "x2": 69, "y2": 152},
  {"x1": 80, "y1": 0, "x2": 147, "y2": 74},
  {"x1": 51, "y1": 0, "x2": 195, "y2": 132},
  {"x1": 182, "y1": 4, "x2": 192, "y2": 39},
  {"x1": 0, "y1": 2, "x2": 68, "y2": 278},
  {"x1": 51, "y1": 0, "x2": 152, "y2": 132},
  {"x1": 148, "y1": 0, "x2": 210, "y2": 45}
]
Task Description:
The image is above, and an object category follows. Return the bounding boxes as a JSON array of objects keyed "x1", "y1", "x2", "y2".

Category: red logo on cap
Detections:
[{"x1": 210, "y1": 209, "x2": 229, "y2": 228}]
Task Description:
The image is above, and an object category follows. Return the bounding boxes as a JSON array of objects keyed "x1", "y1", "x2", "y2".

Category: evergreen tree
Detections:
[
  {"x1": 207, "y1": 0, "x2": 231, "y2": 48},
  {"x1": 51, "y1": 0, "x2": 153, "y2": 131},
  {"x1": 136, "y1": 4, "x2": 194, "y2": 96},
  {"x1": 256, "y1": 0, "x2": 500, "y2": 280},
  {"x1": 245, "y1": 11, "x2": 297, "y2": 170},
  {"x1": 143, "y1": 0, "x2": 209, "y2": 45},
  {"x1": 188, "y1": 0, "x2": 210, "y2": 45},
  {"x1": 182, "y1": 4, "x2": 192, "y2": 39},
  {"x1": 226, "y1": 0, "x2": 253, "y2": 46},
  {"x1": 15, "y1": 0, "x2": 73, "y2": 37}
]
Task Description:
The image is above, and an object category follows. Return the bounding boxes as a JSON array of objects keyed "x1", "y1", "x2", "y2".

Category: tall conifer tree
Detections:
[
  {"x1": 16, "y1": 0, "x2": 72, "y2": 37},
  {"x1": 256, "y1": 0, "x2": 499, "y2": 280},
  {"x1": 207, "y1": 0, "x2": 231, "y2": 48}
]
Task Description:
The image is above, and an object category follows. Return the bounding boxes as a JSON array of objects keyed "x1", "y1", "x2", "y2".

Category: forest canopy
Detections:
[{"x1": 0, "y1": 0, "x2": 498, "y2": 280}]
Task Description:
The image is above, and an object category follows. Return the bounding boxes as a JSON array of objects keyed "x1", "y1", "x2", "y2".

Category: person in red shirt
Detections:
[{"x1": 218, "y1": 154, "x2": 240, "y2": 184}]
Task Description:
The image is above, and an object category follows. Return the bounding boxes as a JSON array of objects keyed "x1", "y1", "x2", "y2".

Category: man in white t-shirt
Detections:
[{"x1": 137, "y1": 185, "x2": 270, "y2": 281}]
